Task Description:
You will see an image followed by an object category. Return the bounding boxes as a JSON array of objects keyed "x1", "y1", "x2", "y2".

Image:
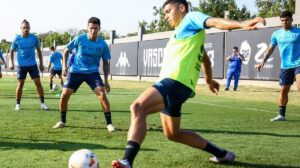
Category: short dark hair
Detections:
[
  {"x1": 233, "y1": 46, "x2": 238, "y2": 50},
  {"x1": 88, "y1": 17, "x2": 101, "y2": 26},
  {"x1": 280, "y1": 11, "x2": 293, "y2": 18},
  {"x1": 49, "y1": 46, "x2": 55, "y2": 51},
  {"x1": 21, "y1": 19, "x2": 29, "y2": 25},
  {"x1": 163, "y1": 0, "x2": 189, "y2": 12}
]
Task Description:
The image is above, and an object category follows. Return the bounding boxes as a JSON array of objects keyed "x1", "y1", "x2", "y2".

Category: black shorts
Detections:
[
  {"x1": 50, "y1": 69, "x2": 62, "y2": 76},
  {"x1": 153, "y1": 78, "x2": 193, "y2": 117},
  {"x1": 64, "y1": 72, "x2": 104, "y2": 93},
  {"x1": 17, "y1": 65, "x2": 40, "y2": 80},
  {"x1": 279, "y1": 66, "x2": 300, "y2": 86}
]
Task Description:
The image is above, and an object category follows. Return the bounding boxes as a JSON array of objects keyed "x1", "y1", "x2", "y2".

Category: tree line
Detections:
[{"x1": 0, "y1": 0, "x2": 295, "y2": 53}]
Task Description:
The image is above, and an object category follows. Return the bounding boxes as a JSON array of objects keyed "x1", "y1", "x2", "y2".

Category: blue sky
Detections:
[{"x1": 0, "y1": 0, "x2": 258, "y2": 41}]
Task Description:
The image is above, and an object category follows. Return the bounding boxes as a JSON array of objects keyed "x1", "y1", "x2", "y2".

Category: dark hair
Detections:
[
  {"x1": 233, "y1": 46, "x2": 238, "y2": 50},
  {"x1": 163, "y1": 0, "x2": 189, "y2": 12},
  {"x1": 21, "y1": 19, "x2": 29, "y2": 25},
  {"x1": 49, "y1": 46, "x2": 55, "y2": 50},
  {"x1": 88, "y1": 17, "x2": 101, "y2": 26},
  {"x1": 280, "y1": 11, "x2": 293, "y2": 18}
]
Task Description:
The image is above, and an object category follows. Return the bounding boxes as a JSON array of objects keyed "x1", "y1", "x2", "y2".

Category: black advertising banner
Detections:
[
  {"x1": 202, "y1": 33, "x2": 225, "y2": 79},
  {"x1": 138, "y1": 39, "x2": 169, "y2": 76},
  {"x1": 110, "y1": 42, "x2": 138, "y2": 76},
  {"x1": 225, "y1": 27, "x2": 281, "y2": 80}
]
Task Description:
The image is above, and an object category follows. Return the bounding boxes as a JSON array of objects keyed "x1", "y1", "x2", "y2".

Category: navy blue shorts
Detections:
[
  {"x1": 279, "y1": 66, "x2": 300, "y2": 86},
  {"x1": 17, "y1": 65, "x2": 40, "y2": 80},
  {"x1": 153, "y1": 78, "x2": 193, "y2": 117},
  {"x1": 50, "y1": 69, "x2": 62, "y2": 76},
  {"x1": 64, "y1": 72, "x2": 104, "y2": 93}
]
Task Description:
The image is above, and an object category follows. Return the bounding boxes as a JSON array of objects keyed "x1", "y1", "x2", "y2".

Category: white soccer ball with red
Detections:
[{"x1": 68, "y1": 149, "x2": 99, "y2": 168}]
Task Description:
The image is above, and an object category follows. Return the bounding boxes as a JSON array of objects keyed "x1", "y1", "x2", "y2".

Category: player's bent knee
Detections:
[
  {"x1": 130, "y1": 102, "x2": 145, "y2": 117},
  {"x1": 164, "y1": 132, "x2": 179, "y2": 142}
]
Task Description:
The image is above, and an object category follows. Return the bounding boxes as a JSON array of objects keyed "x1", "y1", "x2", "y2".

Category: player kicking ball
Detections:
[{"x1": 111, "y1": 0, "x2": 266, "y2": 167}]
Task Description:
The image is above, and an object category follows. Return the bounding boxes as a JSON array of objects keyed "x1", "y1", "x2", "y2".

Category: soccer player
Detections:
[
  {"x1": 225, "y1": 46, "x2": 245, "y2": 91},
  {"x1": 0, "y1": 50, "x2": 7, "y2": 79},
  {"x1": 9, "y1": 19, "x2": 48, "y2": 111},
  {"x1": 255, "y1": 11, "x2": 300, "y2": 121},
  {"x1": 47, "y1": 46, "x2": 63, "y2": 92},
  {"x1": 53, "y1": 17, "x2": 116, "y2": 132},
  {"x1": 111, "y1": 0, "x2": 266, "y2": 167}
]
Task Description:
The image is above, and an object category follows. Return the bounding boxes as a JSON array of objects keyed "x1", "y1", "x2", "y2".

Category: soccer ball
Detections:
[{"x1": 68, "y1": 149, "x2": 99, "y2": 168}]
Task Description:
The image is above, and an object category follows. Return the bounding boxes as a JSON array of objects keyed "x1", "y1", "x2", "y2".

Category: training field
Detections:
[{"x1": 0, "y1": 77, "x2": 299, "y2": 168}]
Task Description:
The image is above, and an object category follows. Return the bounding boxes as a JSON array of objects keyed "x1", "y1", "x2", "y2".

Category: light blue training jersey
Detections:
[
  {"x1": 271, "y1": 27, "x2": 300, "y2": 69},
  {"x1": 11, "y1": 34, "x2": 40, "y2": 66},
  {"x1": 49, "y1": 51, "x2": 62, "y2": 70},
  {"x1": 66, "y1": 34, "x2": 111, "y2": 74},
  {"x1": 175, "y1": 11, "x2": 210, "y2": 39}
]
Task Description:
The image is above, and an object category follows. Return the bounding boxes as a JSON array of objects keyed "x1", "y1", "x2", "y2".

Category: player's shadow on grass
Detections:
[
  {"x1": 0, "y1": 137, "x2": 157, "y2": 152},
  {"x1": 67, "y1": 110, "x2": 131, "y2": 113},
  {"x1": 224, "y1": 161, "x2": 300, "y2": 168},
  {"x1": 187, "y1": 129, "x2": 300, "y2": 138}
]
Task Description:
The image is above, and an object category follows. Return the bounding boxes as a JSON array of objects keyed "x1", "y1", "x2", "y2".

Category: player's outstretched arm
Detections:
[
  {"x1": 37, "y1": 47, "x2": 44, "y2": 71},
  {"x1": 202, "y1": 51, "x2": 219, "y2": 95},
  {"x1": 255, "y1": 44, "x2": 275, "y2": 72},
  {"x1": 0, "y1": 57, "x2": 7, "y2": 68},
  {"x1": 206, "y1": 17, "x2": 266, "y2": 31}
]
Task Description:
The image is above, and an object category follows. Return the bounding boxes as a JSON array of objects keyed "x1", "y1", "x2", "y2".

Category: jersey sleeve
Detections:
[
  {"x1": 102, "y1": 41, "x2": 111, "y2": 61},
  {"x1": 11, "y1": 38, "x2": 18, "y2": 51},
  {"x1": 270, "y1": 32, "x2": 277, "y2": 47},
  {"x1": 67, "y1": 36, "x2": 79, "y2": 51},
  {"x1": 34, "y1": 35, "x2": 41, "y2": 48},
  {"x1": 188, "y1": 12, "x2": 210, "y2": 30}
]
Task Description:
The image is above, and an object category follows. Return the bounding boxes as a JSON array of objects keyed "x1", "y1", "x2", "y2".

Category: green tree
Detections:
[
  {"x1": 256, "y1": 0, "x2": 295, "y2": 17},
  {"x1": 0, "y1": 39, "x2": 11, "y2": 53},
  {"x1": 195, "y1": 0, "x2": 252, "y2": 20}
]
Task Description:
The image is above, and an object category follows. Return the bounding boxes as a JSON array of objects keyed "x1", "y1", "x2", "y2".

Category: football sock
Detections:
[
  {"x1": 40, "y1": 97, "x2": 45, "y2": 103},
  {"x1": 50, "y1": 84, "x2": 53, "y2": 90},
  {"x1": 204, "y1": 142, "x2": 227, "y2": 158},
  {"x1": 279, "y1": 106, "x2": 286, "y2": 117},
  {"x1": 123, "y1": 141, "x2": 140, "y2": 166},
  {"x1": 104, "y1": 112, "x2": 112, "y2": 125},
  {"x1": 61, "y1": 111, "x2": 67, "y2": 123},
  {"x1": 16, "y1": 99, "x2": 21, "y2": 104}
]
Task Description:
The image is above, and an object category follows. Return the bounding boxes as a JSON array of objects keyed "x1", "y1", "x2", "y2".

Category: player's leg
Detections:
[
  {"x1": 85, "y1": 72, "x2": 115, "y2": 132},
  {"x1": 233, "y1": 71, "x2": 241, "y2": 91},
  {"x1": 295, "y1": 66, "x2": 300, "y2": 91},
  {"x1": 49, "y1": 73, "x2": 54, "y2": 91},
  {"x1": 15, "y1": 66, "x2": 27, "y2": 110},
  {"x1": 225, "y1": 70, "x2": 234, "y2": 90},
  {"x1": 29, "y1": 65, "x2": 48, "y2": 110},
  {"x1": 160, "y1": 112, "x2": 235, "y2": 163},
  {"x1": 57, "y1": 71, "x2": 64, "y2": 88},
  {"x1": 271, "y1": 68, "x2": 294, "y2": 121},
  {"x1": 53, "y1": 73, "x2": 81, "y2": 129},
  {"x1": 111, "y1": 87, "x2": 164, "y2": 168}
]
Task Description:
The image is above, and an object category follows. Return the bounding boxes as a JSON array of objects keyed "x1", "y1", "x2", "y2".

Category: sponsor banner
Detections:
[
  {"x1": 110, "y1": 42, "x2": 138, "y2": 75},
  {"x1": 138, "y1": 39, "x2": 169, "y2": 76},
  {"x1": 201, "y1": 33, "x2": 225, "y2": 78},
  {"x1": 225, "y1": 27, "x2": 281, "y2": 80}
]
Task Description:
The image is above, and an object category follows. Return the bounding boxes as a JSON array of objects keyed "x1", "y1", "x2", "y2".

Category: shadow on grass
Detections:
[
  {"x1": 67, "y1": 110, "x2": 131, "y2": 113},
  {"x1": 145, "y1": 127, "x2": 300, "y2": 138},
  {"x1": 186, "y1": 129, "x2": 300, "y2": 138},
  {"x1": 224, "y1": 161, "x2": 300, "y2": 168},
  {"x1": 0, "y1": 137, "x2": 157, "y2": 152}
]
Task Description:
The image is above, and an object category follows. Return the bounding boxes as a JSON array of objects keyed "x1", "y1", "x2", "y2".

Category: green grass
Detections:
[{"x1": 0, "y1": 77, "x2": 299, "y2": 168}]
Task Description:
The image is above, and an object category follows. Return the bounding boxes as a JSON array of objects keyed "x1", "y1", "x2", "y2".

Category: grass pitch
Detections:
[{"x1": 0, "y1": 77, "x2": 299, "y2": 168}]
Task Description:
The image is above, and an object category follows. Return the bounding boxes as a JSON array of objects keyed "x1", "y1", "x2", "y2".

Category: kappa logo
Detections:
[{"x1": 116, "y1": 52, "x2": 130, "y2": 68}]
